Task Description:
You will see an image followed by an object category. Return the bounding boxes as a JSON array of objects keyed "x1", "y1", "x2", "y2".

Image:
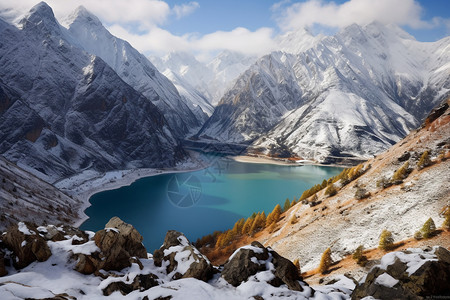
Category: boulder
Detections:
[
  {"x1": 36, "y1": 225, "x2": 89, "y2": 245},
  {"x1": 221, "y1": 241, "x2": 307, "y2": 292},
  {"x1": 153, "y1": 230, "x2": 214, "y2": 281},
  {"x1": 92, "y1": 217, "x2": 148, "y2": 271},
  {"x1": 104, "y1": 217, "x2": 147, "y2": 258},
  {"x1": 103, "y1": 273, "x2": 159, "y2": 296},
  {"x1": 3, "y1": 222, "x2": 51, "y2": 269},
  {"x1": 74, "y1": 253, "x2": 97, "y2": 275},
  {"x1": 352, "y1": 247, "x2": 450, "y2": 299},
  {"x1": 221, "y1": 241, "x2": 269, "y2": 287}
]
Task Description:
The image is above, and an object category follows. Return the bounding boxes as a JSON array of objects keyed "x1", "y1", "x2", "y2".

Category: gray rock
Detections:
[
  {"x1": 221, "y1": 241, "x2": 269, "y2": 287},
  {"x1": 352, "y1": 247, "x2": 450, "y2": 299},
  {"x1": 153, "y1": 230, "x2": 214, "y2": 281},
  {"x1": 103, "y1": 273, "x2": 159, "y2": 296},
  {"x1": 221, "y1": 241, "x2": 308, "y2": 292}
]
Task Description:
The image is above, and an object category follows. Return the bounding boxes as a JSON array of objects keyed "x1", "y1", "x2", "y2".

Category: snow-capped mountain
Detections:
[
  {"x1": 151, "y1": 50, "x2": 257, "y2": 106},
  {"x1": 65, "y1": 6, "x2": 202, "y2": 136},
  {"x1": 0, "y1": 2, "x2": 185, "y2": 182},
  {"x1": 197, "y1": 22, "x2": 450, "y2": 162}
]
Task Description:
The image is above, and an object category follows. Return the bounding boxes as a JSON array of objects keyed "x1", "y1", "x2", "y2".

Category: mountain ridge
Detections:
[
  {"x1": 0, "y1": 2, "x2": 186, "y2": 182},
  {"x1": 196, "y1": 22, "x2": 450, "y2": 163}
]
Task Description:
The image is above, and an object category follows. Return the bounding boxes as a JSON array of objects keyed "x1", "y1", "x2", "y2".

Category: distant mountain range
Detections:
[
  {"x1": 0, "y1": 2, "x2": 449, "y2": 181},
  {"x1": 195, "y1": 22, "x2": 449, "y2": 162}
]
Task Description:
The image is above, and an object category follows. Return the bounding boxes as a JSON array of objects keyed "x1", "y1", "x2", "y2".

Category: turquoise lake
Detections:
[{"x1": 81, "y1": 157, "x2": 342, "y2": 252}]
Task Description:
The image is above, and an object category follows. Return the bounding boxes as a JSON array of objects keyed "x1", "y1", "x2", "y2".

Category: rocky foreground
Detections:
[{"x1": 0, "y1": 217, "x2": 449, "y2": 299}]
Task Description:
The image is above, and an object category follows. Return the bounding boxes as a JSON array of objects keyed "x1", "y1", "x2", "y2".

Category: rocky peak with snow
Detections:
[
  {"x1": 198, "y1": 22, "x2": 450, "y2": 162},
  {"x1": 65, "y1": 6, "x2": 203, "y2": 137},
  {"x1": 151, "y1": 50, "x2": 257, "y2": 106},
  {"x1": 0, "y1": 2, "x2": 186, "y2": 182},
  {"x1": 18, "y1": 1, "x2": 59, "y2": 34},
  {"x1": 276, "y1": 27, "x2": 322, "y2": 54}
]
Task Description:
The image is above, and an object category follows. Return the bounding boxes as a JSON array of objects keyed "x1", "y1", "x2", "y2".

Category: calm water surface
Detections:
[{"x1": 81, "y1": 157, "x2": 342, "y2": 252}]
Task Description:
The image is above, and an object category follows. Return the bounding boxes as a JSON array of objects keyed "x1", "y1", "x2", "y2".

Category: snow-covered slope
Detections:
[
  {"x1": 0, "y1": 3, "x2": 185, "y2": 182},
  {"x1": 0, "y1": 156, "x2": 83, "y2": 232},
  {"x1": 151, "y1": 50, "x2": 257, "y2": 106},
  {"x1": 65, "y1": 6, "x2": 202, "y2": 136},
  {"x1": 198, "y1": 22, "x2": 450, "y2": 162},
  {"x1": 261, "y1": 99, "x2": 450, "y2": 272}
]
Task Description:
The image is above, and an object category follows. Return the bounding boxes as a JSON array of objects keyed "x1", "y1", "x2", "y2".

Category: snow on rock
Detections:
[
  {"x1": 65, "y1": 6, "x2": 204, "y2": 136},
  {"x1": 198, "y1": 23, "x2": 450, "y2": 163},
  {"x1": 0, "y1": 222, "x2": 355, "y2": 299},
  {"x1": 374, "y1": 273, "x2": 399, "y2": 288},
  {"x1": 17, "y1": 222, "x2": 35, "y2": 236},
  {"x1": 153, "y1": 230, "x2": 214, "y2": 281},
  {"x1": 352, "y1": 246, "x2": 450, "y2": 299}
]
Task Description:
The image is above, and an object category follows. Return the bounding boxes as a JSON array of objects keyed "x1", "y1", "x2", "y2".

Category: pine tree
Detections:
[
  {"x1": 242, "y1": 216, "x2": 254, "y2": 235},
  {"x1": 231, "y1": 218, "x2": 245, "y2": 236},
  {"x1": 420, "y1": 217, "x2": 436, "y2": 238},
  {"x1": 284, "y1": 198, "x2": 291, "y2": 212},
  {"x1": 290, "y1": 197, "x2": 297, "y2": 208},
  {"x1": 352, "y1": 245, "x2": 368, "y2": 266},
  {"x1": 379, "y1": 229, "x2": 394, "y2": 251},
  {"x1": 325, "y1": 184, "x2": 337, "y2": 197},
  {"x1": 392, "y1": 161, "x2": 410, "y2": 182},
  {"x1": 266, "y1": 204, "x2": 282, "y2": 227},
  {"x1": 318, "y1": 248, "x2": 332, "y2": 274},
  {"x1": 417, "y1": 150, "x2": 431, "y2": 170},
  {"x1": 293, "y1": 258, "x2": 301, "y2": 275},
  {"x1": 250, "y1": 213, "x2": 265, "y2": 235}
]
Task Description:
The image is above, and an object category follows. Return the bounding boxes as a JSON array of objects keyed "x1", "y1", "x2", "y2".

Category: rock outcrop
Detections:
[
  {"x1": 153, "y1": 230, "x2": 215, "y2": 281},
  {"x1": 222, "y1": 241, "x2": 310, "y2": 292},
  {"x1": 2, "y1": 222, "x2": 52, "y2": 269},
  {"x1": 103, "y1": 273, "x2": 159, "y2": 296},
  {"x1": 75, "y1": 217, "x2": 148, "y2": 273},
  {"x1": 351, "y1": 246, "x2": 450, "y2": 299}
]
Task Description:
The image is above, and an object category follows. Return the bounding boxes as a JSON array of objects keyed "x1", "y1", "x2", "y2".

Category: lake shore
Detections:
[
  {"x1": 232, "y1": 155, "x2": 315, "y2": 166},
  {"x1": 56, "y1": 155, "x2": 208, "y2": 228}
]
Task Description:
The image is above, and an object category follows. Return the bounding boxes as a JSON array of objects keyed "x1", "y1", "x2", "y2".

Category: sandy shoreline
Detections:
[{"x1": 232, "y1": 155, "x2": 317, "y2": 166}]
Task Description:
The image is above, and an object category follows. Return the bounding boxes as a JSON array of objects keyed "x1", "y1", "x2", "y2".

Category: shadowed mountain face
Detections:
[
  {"x1": 0, "y1": 2, "x2": 185, "y2": 182},
  {"x1": 197, "y1": 22, "x2": 450, "y2": 162},
  {"x1": 65, "y1": 6, "x2": 204, "y2": 136}
]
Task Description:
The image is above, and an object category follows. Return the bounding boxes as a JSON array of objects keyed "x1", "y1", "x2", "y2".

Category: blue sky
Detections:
[
  {"x1": 162, "y1": 0, "x2": 449, "y2": 41},
  {"x1": 1, "y1": 0, "x2": 449, "y2": 58}
]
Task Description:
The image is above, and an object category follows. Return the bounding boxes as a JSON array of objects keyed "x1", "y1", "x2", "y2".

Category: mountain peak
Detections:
[
  {"x1": 66, "y1": 6, "x2": 102, "y2": 27},
  {"x1": 277, "y1": 27, "x2": 321, "y2": 54},
  {"x1": 19, "y1": 1, "x2": 60, "y2": 33}
]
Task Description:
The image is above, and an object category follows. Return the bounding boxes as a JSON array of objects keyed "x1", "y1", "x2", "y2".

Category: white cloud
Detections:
[
  {"x1": 276, "y1": 0, "x2": 433, "y2": 31},
  {"x1": 108, "y1": 24, "x2": 275, "y2": 57},
  {"x1": 193, "y1": 27, "x2": 275, "y2": 56},
  {"x1": 173, "y1": 1, "x2": 199, "y2": 20}
]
